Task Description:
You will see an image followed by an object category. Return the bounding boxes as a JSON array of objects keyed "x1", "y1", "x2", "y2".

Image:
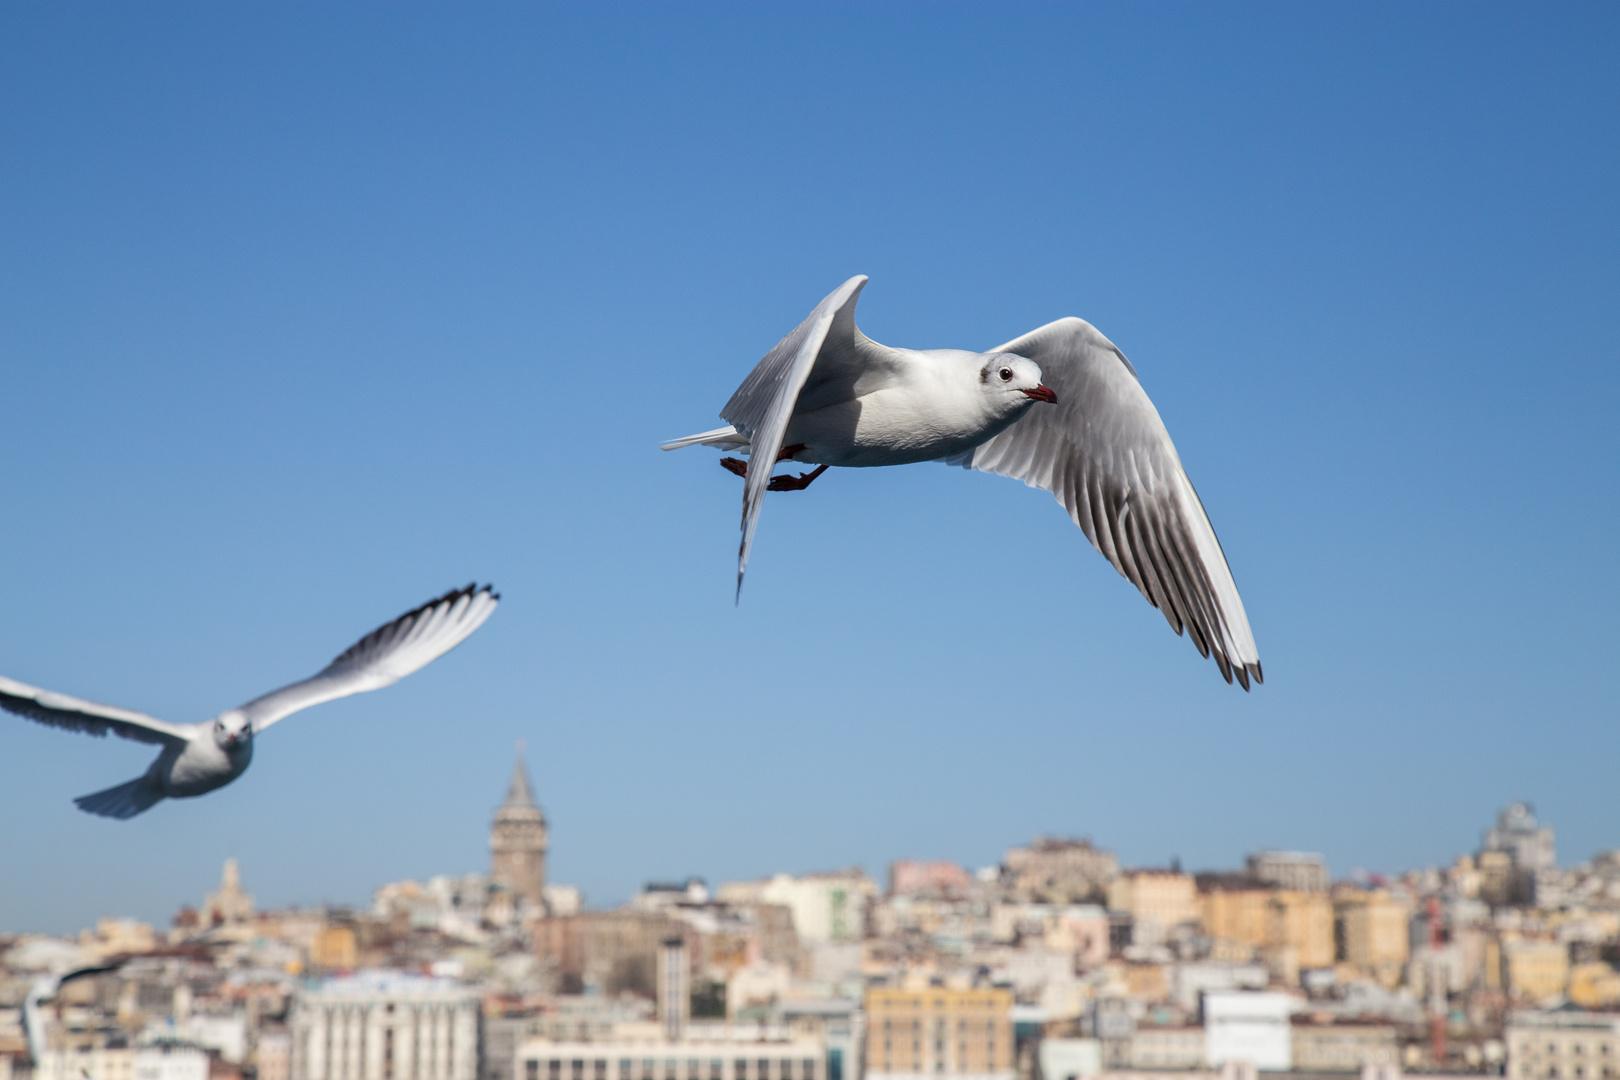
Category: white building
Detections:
[
  {"x1": 35, "y1": 1044, "x2": 209, "y2": 1080},
  {"x1": 1506, "y1": 1009, "x2": 1620, "y2": 1080},
  {"x1": 290, "y1": 971, "x2": 480, "y2": 1080},
  {"x1": 517, "y1": 1029, "x2": 824, "y2": 1080},
  {"x1": 754, "y1": 873, "x2": 874, "y2": 944},
  {"x1": 1203, "y1": 992, "x2": 1296, "y2": 1072}
]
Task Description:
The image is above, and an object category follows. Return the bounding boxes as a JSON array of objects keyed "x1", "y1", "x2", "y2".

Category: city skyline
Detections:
[{"x1": 1, "y1": 3, "x2": 1616, "y2": 939}]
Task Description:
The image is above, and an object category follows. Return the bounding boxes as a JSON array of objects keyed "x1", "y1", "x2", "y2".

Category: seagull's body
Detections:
[
  {"x1": 664, "y1": 276, "x2": 1262, "y2": 688},
  {"x1": 24, "y1": 960, "x2": 127, "y2": 1063},
  {"x1": 0, "y1": 584, "x2": 499, "y2": 818}
]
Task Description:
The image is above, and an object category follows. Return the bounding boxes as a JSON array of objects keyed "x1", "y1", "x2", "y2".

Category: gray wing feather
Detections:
[
  {"x1": 718, "y1": 275, "x2": 871, "y2": 597},
  {"x1": 242, "y1": 584, "x2": 499, "y2": 732},
  {"x1": 0, "y1": 675, "x2": 188, "y2": 745},
  {"x1": 961, "y1": 318, "x2": 1262, "y2": 688}
]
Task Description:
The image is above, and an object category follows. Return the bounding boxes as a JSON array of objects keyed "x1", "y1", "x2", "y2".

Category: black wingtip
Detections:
[{"x1": 1252, "y1": 661, "x2": 1264, "y2": 685}]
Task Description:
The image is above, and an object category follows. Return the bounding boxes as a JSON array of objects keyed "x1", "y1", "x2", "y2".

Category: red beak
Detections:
[{"x1": 1022, "y1": 384, "x2": 1058, "y2": 404}]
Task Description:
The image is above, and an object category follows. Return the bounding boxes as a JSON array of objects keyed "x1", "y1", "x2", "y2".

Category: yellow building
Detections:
[
  {"x1": 1335, "y1": 891, "x2": 1409, "y2": 986},
  {"x1": 1203, "y1": 888, "x2": 1271, "y2": 949},
  {"x1": 1568, "y1": 962, "x2": 1620, "y2": 1008},
  {"x1": 1502, "y1": 939, "x2": 1570, "y2": 1003},
  {"x1": 309, "y1": 926, "x2": 358, "y2": 970},
  {"x1": 865, "y1": 987, "x2": 1014, "y2": 1080},
  {"x1": 1201, "y1": 887, "x2": 1333, "y2": 973},
  {"x1": 1108, "y1": 871, "x2": 1200, "y2": 945},
  {"x1": 1270, "y1": 892, "x2": 1335, "y2": 971}
]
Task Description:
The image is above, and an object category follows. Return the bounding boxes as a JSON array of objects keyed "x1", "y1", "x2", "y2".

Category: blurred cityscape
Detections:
[{"x1": 5, "y1": 750, "x2": 1618, "y2": 1080}]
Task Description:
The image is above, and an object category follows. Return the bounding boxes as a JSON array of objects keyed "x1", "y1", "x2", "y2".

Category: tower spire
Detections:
[
  {"x1": 504, "y1": 738, "x2": 538, "y2": 809},
  {"x1": 491, "y1": 739, "x2": 548, "y2": 910}
]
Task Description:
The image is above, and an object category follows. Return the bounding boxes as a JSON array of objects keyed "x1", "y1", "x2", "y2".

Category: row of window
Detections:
[
  {"x1": 1526, "y1": 1066, "x2": 1616, "y2": 1079},
  {"x1": 881, "y1": 1022, "x2": 997, "y2": 1033},
  {"x1": 1523, "y1": 1044, "x2": 1618, "y2": 1057},
  {"x1": 523, "y1": 1058, "x2": 818, "y2": 1080}
]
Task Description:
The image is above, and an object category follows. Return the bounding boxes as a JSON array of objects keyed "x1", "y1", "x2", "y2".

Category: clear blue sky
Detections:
[{"x1": 1, "y1": 3, "x2": 1615, "y2": 934}]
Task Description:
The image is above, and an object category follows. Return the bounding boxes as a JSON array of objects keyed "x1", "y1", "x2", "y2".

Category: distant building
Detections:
[
  {"x1": 1107, "y1": 871, "x2": 1200, "y2": 948},
  {"x1": 1002, "y1": 838, "x2": 1119, "y2": 904},
  {"x1": 1203, "y1": 992, "x2": 1295, "y2": 1072},
  {"x1": 720, "y1": 872, "x2": 873, "y2": 944},
  {"x1": 518, "y1": 1029, "x2": 824, "y2": 1080},
  {"x1": 1333, "y1": 891, "x2": 1409, "y2": 985},
  {"x1": 863, "y1": 987, "x2": 1013, "y2": 1080},
  {"x1": 1128, "y1": 1025, "x2": 1206, "y2": 1070},
  {"x1": 1484, "y1": 803, "x2": 1557, "y2": 873},
  {"x1": 1502, "y1": 940, "x2": 1570, "y2": 1003},
  {"x1": 888, "y1": 862, "x2": 973, "y2": 900},
  {"x1": 1288, "y1": 1020, "x2": 1397, "y2": 1072},
  {"x1": 255, "y1": 1029, "x2": 291, "y2": 1080},
  {"x1": 781, "y1": 1000, "x2": 864, "y2": 1080},
  {"x1": 534, "y1": 911, "x2": 680, "y2": 997},
  {"x1": 34, "y1": 1044, "x2": 209, "y2": 1080},
  {"x1": 1505, "y1": 1010, "x2": 1620, "y2": 1080},
  {"x1": 1245, "y1": 852, "x2": 1328, "y2": 893},
  {"x1": 1038, "y1": 1038, "x2": 1103, "y2": 1080},
  {"x1": 289, "y1": 970, "x2": 480, "y2": 1080},
  {"x1": 492, "y1": 742, "x2": 549, "y2": 911},
  {"x1": 202, "y1": 858, "x2": 255, "y2": 927}
]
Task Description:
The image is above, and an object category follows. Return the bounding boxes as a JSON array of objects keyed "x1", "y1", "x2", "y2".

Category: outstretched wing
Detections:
[
  {"x1": 242, "y1": 584, "x2": 500, "y2": 732},
  {"x1": 0, "y1": 675, "x2": 189, "y2": 745},
  {"x1": 718, "y1": 275, "x2": 903, "y2": 597},
  {"x1": 954, "y1": 318, "x2": 1261, "y2": 688}
]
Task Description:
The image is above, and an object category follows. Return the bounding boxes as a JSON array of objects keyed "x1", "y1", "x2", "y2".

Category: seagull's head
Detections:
[
  {"x1": 979, "y1": 353, "x2": 1057, "y2": 412},
  {"x1": 212, "y1": 710, "x2": 252, "y2": 751}
]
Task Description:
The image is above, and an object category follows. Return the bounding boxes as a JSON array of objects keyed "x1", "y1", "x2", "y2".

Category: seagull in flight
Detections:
[
  {"x1": 0, "y1": 584, "x2": 499, "y2": 818},
  {"x1": 663, "y1": 276, "x2": 1261, "y2": 688},
  {"x1": 24, "y1": 958, "x2": 128, "y2": 1063}
]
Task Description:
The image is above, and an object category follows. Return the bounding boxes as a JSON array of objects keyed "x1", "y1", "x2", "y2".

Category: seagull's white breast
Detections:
[{"x1": 786, "y1": 351, "x2": 1031, "y2": 468}]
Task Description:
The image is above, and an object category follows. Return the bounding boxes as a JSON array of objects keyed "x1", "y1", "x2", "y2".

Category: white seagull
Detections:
[
  {"x1": 663, "y1": 276, "x2": 1262, "y2": 688},
  {"x1": 0, "y1": 584, "x2": 500, "y2": 818},
  {"x1": 24, "y1": 958, "x2": 128, "y2": 1064}
]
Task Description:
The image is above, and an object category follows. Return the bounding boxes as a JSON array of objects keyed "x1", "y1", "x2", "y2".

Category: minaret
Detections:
[{"x1": 490, "y1": 740, "x2": 548, "y2": 910}]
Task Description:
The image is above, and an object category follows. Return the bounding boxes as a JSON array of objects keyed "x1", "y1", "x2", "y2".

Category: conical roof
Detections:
[{"x1": 500, "y1": 739, "x2": 542, "y2": 813}]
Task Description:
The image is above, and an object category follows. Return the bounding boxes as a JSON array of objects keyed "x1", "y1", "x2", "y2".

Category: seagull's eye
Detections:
[{"x1": 999, "y1": 368, "x2": 1012, "y2": 381}]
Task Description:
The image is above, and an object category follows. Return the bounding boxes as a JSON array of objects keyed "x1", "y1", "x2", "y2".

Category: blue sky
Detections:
[{"x1": 0, "y1": 3, "x2": 1615, "y2": 934}]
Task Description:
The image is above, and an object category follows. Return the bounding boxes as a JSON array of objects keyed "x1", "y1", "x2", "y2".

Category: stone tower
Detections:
[{"x1": 490, "y1": 740, "x2": 548, "y2": 910}]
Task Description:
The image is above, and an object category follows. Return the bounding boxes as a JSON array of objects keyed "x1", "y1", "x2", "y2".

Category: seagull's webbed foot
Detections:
[
  {"x1": 767, "y1": 464, "x2": 830, "y2": 492},
  {"x1": 721, "y1": 447, "x2": 825, "y2": 491}
]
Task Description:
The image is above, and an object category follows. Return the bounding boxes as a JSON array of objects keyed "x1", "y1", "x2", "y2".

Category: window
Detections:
[
  {"x1": 757, "y1": 1060, "x2": 771, "y2": 1080},
  {"x1": 802, "y1": 1060, "x2": 817, "y2": 1080},
  {"x1": 712, "y1": 1061, "x2": 724, "y2": 1080},
  {"x1": 527, "y1": 1063, "x2": 539, "y2": 1080},
  {"x1": 550, "y1": 1061, "x2": 563, "y2": 1080},
  {"x1": 735, "y1": 1060, "x2": 749, "y2": 1080},
  {"x1": 620, "y1": 1061, "x2": 633, "y2": 1080},
  {"x1": 642, "y1": 1061, "x2": 655, "y2": 1080},
  {"x1": 781, "y1": 1062, "x2": 794, "y2": 1080},
  {"x1": 573, "y1": 1061, "x2": 585, "y2": 1080},
  {"x1": 596, "y1": 1061, "x2": 608, "y2": 1080}
]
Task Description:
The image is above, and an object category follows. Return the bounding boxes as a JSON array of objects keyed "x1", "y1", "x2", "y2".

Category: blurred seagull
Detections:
[
  {"x1": 0, "y1": 584, "x2": 499, "y2": 818},
  {"x1": 663, "y1": 276, "x2": 1261, "y2": 688},
  {"x1": 24, "y1": 958, "x2": 128, "y2": 1063}
]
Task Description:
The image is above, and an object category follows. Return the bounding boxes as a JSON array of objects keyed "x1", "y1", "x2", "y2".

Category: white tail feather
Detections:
[{"x1": 659, "y1": 425, "x2": 750, "y2": 452}]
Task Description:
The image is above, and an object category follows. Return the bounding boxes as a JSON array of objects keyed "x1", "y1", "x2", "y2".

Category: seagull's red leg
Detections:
[
  {"x1": 767, "y1": 464, "x2": 830, "y2": 492},
  {"x1": 722, "y1": 446, "x2": 821, "y2": 489}
]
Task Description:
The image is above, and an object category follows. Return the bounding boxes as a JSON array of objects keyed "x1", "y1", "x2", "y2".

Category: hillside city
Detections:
[{"x1": 5, "y1": 752, "x2": 1618, "y2": 1080}]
